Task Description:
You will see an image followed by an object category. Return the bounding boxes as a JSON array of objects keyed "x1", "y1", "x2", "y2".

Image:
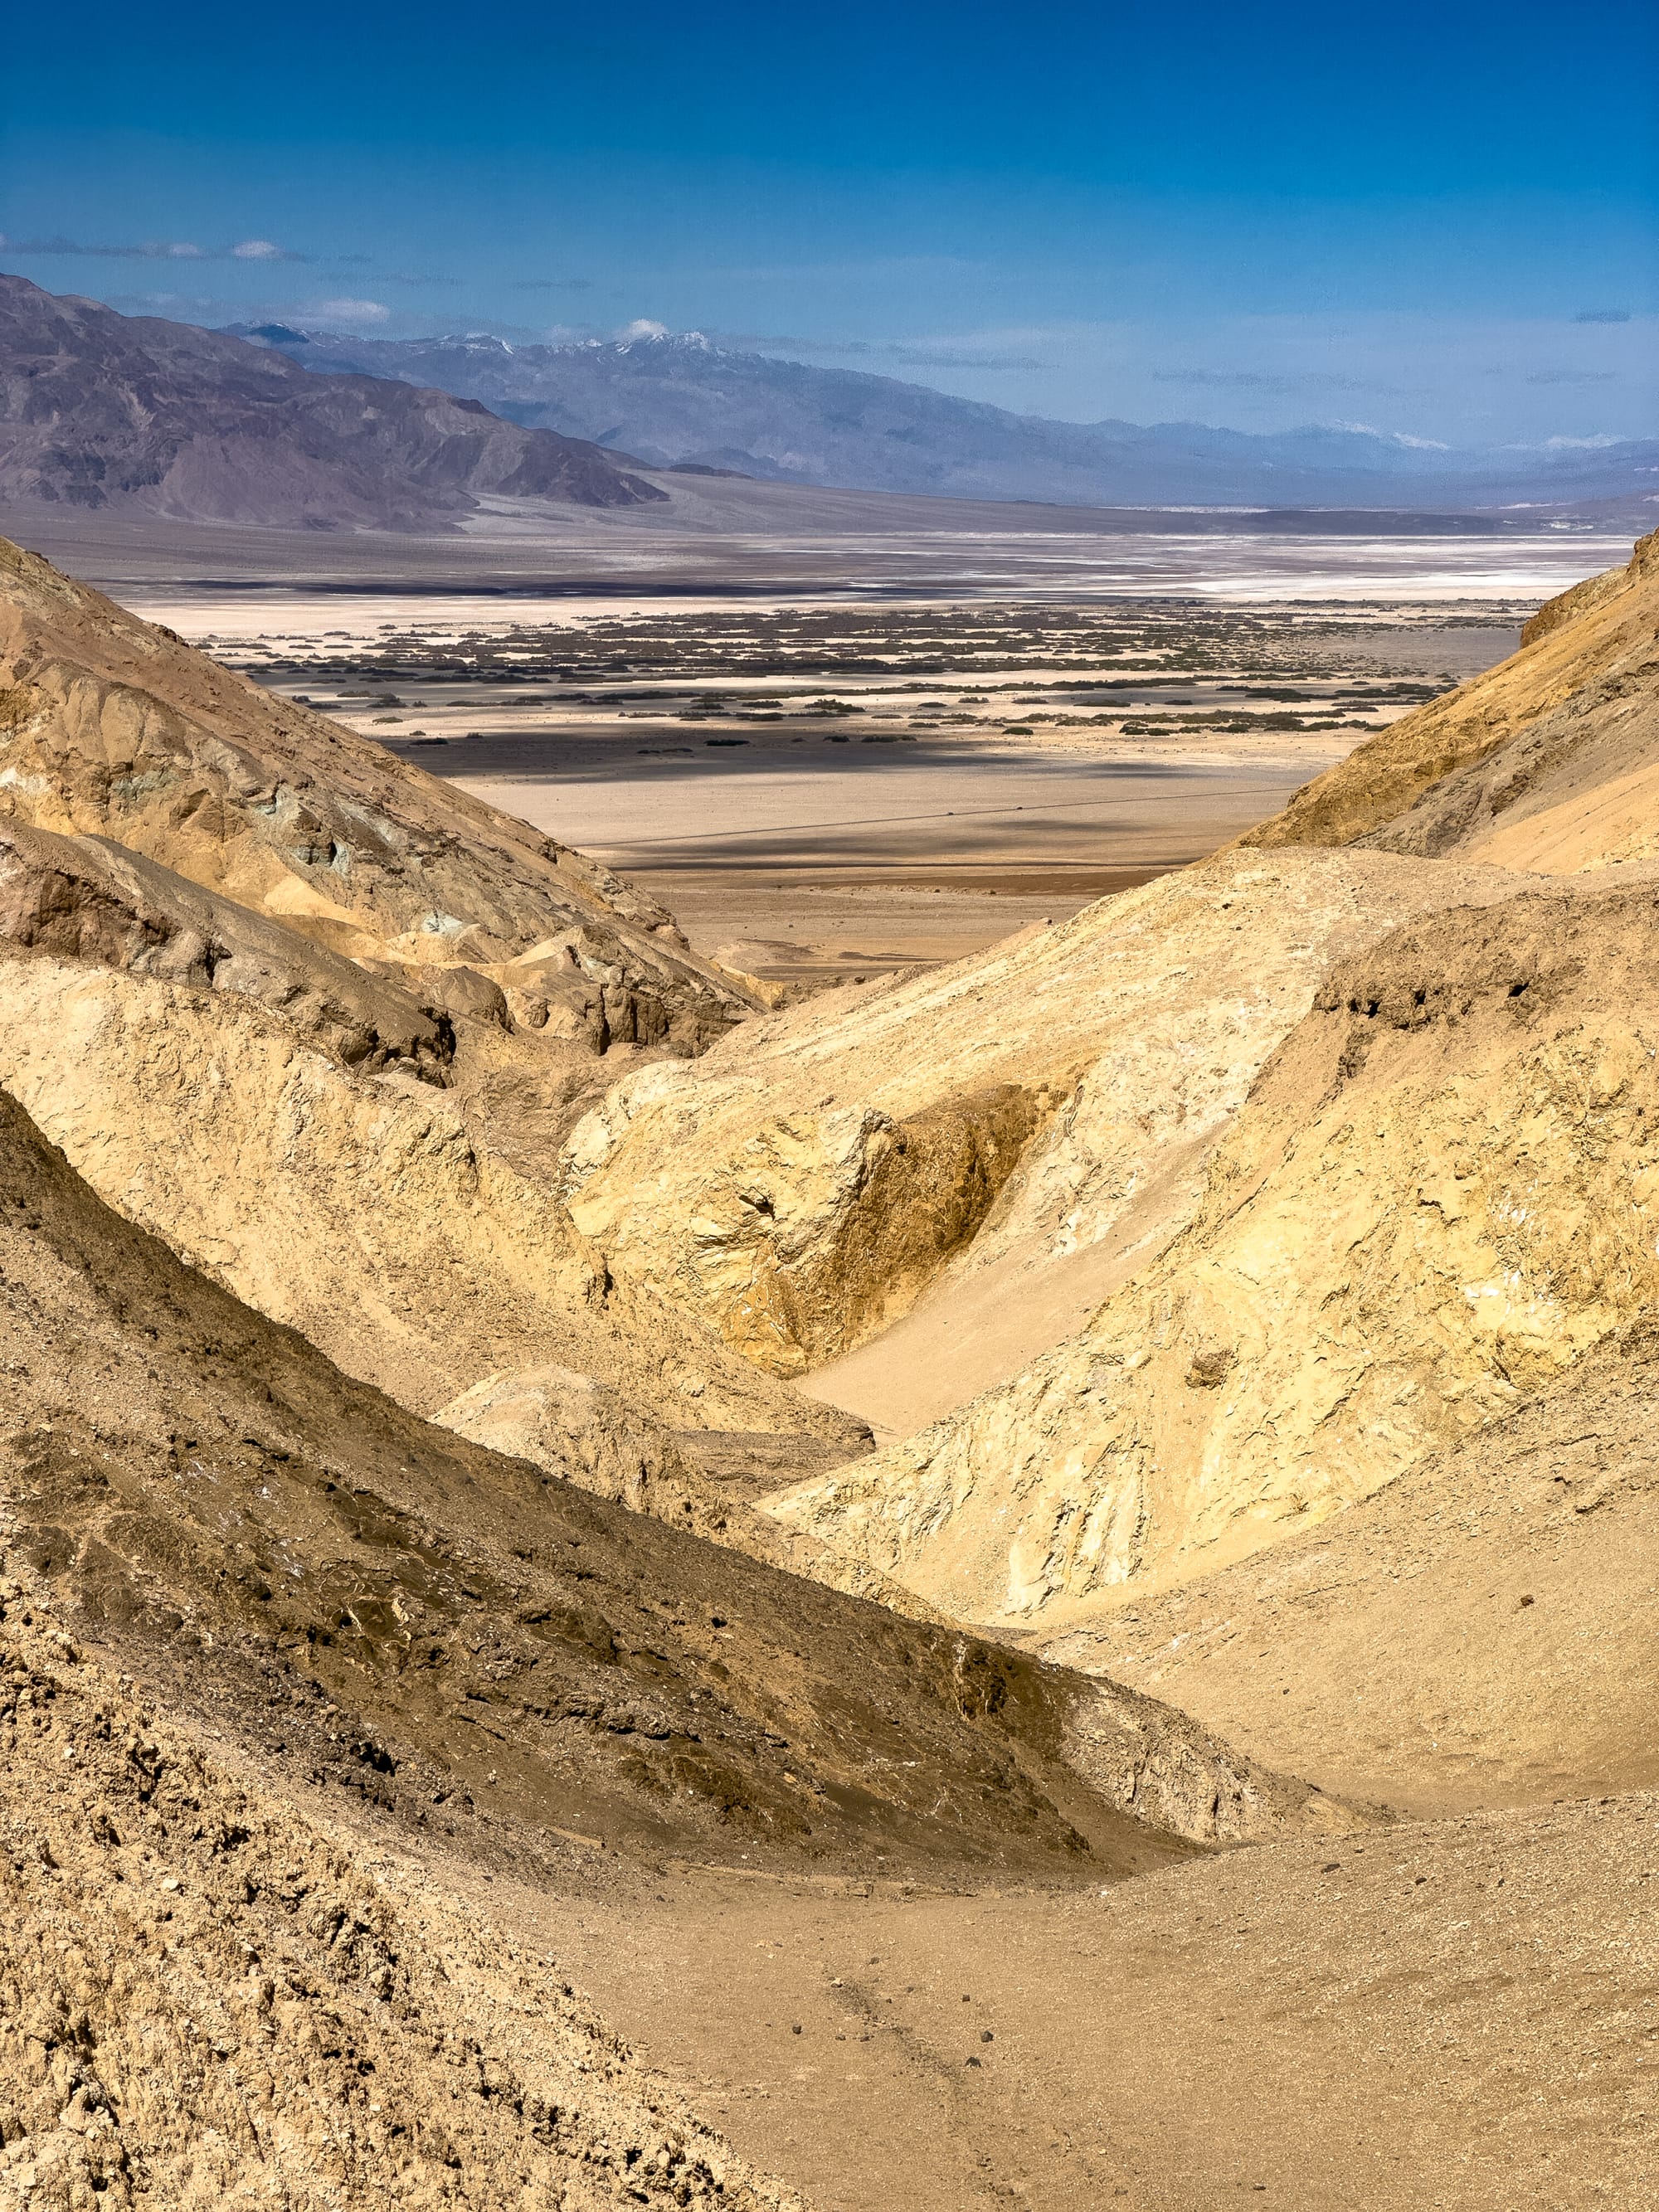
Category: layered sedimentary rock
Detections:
[
  {"x1": 0, "y1": 535, "x2": 752, "y2": 1054},
  {"x1": 0, "y1": 1081, "x2": 1335, "y2": 1868},
  {"x1": 768, "y1": 881, "x2": 1659, "y2": 1626},
  {"x1": 0, "y1": 943, "x2": 850, "y2": 1453}
]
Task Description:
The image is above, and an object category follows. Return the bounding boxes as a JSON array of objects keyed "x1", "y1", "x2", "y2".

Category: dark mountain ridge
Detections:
[{"x1": 0, "y1": 274, "x2": 664, "y2": 531}]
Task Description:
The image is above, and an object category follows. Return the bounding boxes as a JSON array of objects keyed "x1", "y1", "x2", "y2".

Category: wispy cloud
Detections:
[
  {"x1": 1545, "y1": 432, "x2": 1621, "y2": 448},
  {"x1": 738, "y1": 331, "x2": 1045, "y2": 372},
  {"x1": 856, "y1": 341, "x2": 1045, "y2": 372},
  {"x1": 308, "y1": 297, "x2": 391, "y2": 327},
  {"x1": 1151, "y1": 367, "x2": 1375, "y2": 391},
  {"x1": 509, "y1": 277, "x2": 596, "y2": 293},
  {"x1": 1331, "y1": 422, "x2": 1451, "y2": 450},
  {"x1": 1527, "y1": 368, "x2": 1618, "y2": 385},
  {"x1": 1574, "y1": 308, "x2": 1632, "y2": 324},
  {"x1": 1, "y1": 231, "x2": 308, "y2": 264},
  {"x1": 109, "y1": 290, "x2": 224, "y2": 313}
]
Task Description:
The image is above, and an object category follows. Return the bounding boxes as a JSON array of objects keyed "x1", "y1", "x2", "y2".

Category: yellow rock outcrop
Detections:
[{"x1": 767, "y1": 882, "x2": 1659, "y2": 1626}]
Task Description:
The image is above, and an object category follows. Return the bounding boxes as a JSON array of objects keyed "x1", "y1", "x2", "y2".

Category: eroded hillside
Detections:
[
  {"x1": 558, "y1": 848, "x2": 1535, "y2": 1407},
  {"x1": 0, "y1": 536, "x2": 749, "y2": 1053},
  {"x1": 769, "y1": 881, "x2": 1659, "y2": 1622},
  {"x1": 1239, "y1": 525, "x2": 1659, "y2": 864},
  {"x1": 0, "y1": 1590, "x2": 796, "y2": 2212},
  {"x1": 2, "y1": 1080, "x2": 1327, "y2": 1876}
]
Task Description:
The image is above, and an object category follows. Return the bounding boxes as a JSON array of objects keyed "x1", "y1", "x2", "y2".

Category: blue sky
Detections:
[{"x1": 2, "y1": 0, "x2": 1654, "y2": 444}]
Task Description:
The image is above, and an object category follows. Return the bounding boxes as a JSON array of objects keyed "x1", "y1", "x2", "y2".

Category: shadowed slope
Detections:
[
  {"x1": 0, "y1": 1082, "x2": 1341, "y2": 1869},
  {"x1": 0, "y1": 273, "x2": 664, "y2": 528}
]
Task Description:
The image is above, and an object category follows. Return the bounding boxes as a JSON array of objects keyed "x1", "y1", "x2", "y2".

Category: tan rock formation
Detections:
[
  {"x1": 435, "y1": 1364, "x2": 686, "y2": 1512},
  {"x1": 0, "y1": 814, "x2": 451, "y2": 1082},
  {"x1": 0, "y1": 536, "x2": 752, "y2": 1053},
  {"x1": 566, "y1": 1064, "x2": 1044, "y2": 1377},
  {"x1": 0, "y1": 1076, "x2": 1333, "y2": 1872},
  {"x1": 433, "y1": 1364, "x2": 944, "y2": 1622},
  {"x1": 0, "y1": 1590, "x2": 795, "y2": 2212},
  {"x1": 766, "y1": 882, "x2": 1659, "y2": 1627},
  {"x1": 564, "y1": 849, "x2": 1535, "y2": 1417}
]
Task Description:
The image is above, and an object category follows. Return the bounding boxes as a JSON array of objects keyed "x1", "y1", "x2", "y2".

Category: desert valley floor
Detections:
[{"x1": 66, "y1": 501, "x2": 1623, "y2": 983}]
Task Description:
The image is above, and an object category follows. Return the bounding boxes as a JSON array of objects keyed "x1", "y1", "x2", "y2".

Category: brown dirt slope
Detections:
[
  {"x1": 0, "y1": 273, "x2": 666, "y2": 529},
  {"x1": 1238, "y1": 524, "x2": 1659, "y2": 860},
  {"x1": 767, "y1": 879, "x2": 1659, "y2": 1628},
  {"x1": 1035, "y1": 1313, "x2": 1659, "y2": 1817},
  {"x1": 0, "y1": 1081, "x2": 1344, "y2": 1873},
  {"x1": 0, "y1": 533, "x2": 751, "y2": 1053},
  {"x1": 0, "y1": 1587, "x2": 800, "y2": 2212}
]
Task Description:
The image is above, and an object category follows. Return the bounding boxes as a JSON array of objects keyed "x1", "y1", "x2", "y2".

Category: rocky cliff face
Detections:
[
  {"x1": 0, "y1": 536, "x2": 752, "y2": 1053},
  {"x1": 0, "y1": 814, "x2": 454, "y2": 1082},
  {"x1": 768, "y1": 880, "x2": 1659, "y2": 1625},
  {"x1": 0, "y1": 532, "x2": 878, "y2": 1578},
  {"x1": 0, "y1": 942, "x2": 848, "y2": 1451},
  {"x1": 0, "y1": 273, "x2": 665, "y2": 528}
]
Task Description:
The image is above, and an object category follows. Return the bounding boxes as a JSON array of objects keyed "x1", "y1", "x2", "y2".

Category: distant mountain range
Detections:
[
  {"x1": 0, "y1": 275, "x2": 664, "y2": 530},
  {"x1": 1, "y1": 274, "x2": 1651, "y2": 532},
  {"x1": 230, "y1": 322, "x2": 1659, "y2": 513}
]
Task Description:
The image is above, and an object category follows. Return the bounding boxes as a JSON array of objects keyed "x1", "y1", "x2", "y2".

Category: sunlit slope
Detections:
[
  {"x1": 766, "y1": 882, "x2": 1659, "y2": 1626},
  {"x1": 0, "y1": 940, "x2": 854, "y2": 1448},
  {"x1": 1238, "y1": 525, "x2": 1659, "y2": 863},
  {"x1": 1038, "y1": 1315, "x2": 1659, "y2": 1816},
  {"x1": 561, "y1": 850, "x2": 1534, "y2": 1399}
]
